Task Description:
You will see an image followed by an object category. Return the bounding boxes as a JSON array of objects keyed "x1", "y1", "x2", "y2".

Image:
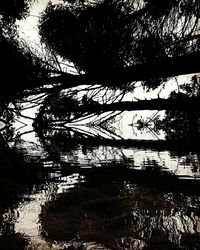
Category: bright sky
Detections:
[{"x1": 17, "y1": 0, "x2": 62, "y2": 45}]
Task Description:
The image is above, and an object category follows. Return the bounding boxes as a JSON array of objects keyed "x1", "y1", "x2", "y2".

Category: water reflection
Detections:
[
  {"x1": 39, "y1": 164, "x2": 200, "y2": 250},
  {"x1": 15, "y1": 174, "x2": 84, "y2": 249},
  {"x1": 11, "y1": 129, "x2": 200, "y2": 179},
  {"x1": 1, "y1": 109, "x2": 200, "y2": 249}
]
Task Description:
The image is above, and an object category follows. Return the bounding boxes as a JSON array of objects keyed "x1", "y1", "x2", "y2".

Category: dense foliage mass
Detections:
[
  {"x1": 0, "y1": 0, "x2": 51, "y2": 102},
  {"x1": 0, "y1": 0, "x2": 30, "y2": 23},
  {"x1": 39, "y1": 0, "x2": 200, "y2": 78}
]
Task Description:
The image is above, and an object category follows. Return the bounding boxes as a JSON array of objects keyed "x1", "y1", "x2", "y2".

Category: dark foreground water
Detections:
[{"x1": 1, "y1": 117, "x2": 200, "y2": 250}]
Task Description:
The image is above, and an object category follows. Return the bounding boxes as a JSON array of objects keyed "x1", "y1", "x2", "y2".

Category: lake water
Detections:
[{"x1": 0, "y1": 109, "x2": 200, "y2": 250}]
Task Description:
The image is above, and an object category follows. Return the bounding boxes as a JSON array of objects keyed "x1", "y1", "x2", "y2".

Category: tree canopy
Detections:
[
  {"x1": 0, "y1": 0, "x2": 31, "y2": 24},
  {"x1": 38, "y1": 0, "x2": 200, "y2": 89},
  {"x1": 0, "y1": 0, "x2": 200, "y2": 133},
  {"x1": 0, "y1": 0, "x2": 199, "y2": 101},
  {"x1": 0, "y1": 0, "x2": 53, "y2": 102}
]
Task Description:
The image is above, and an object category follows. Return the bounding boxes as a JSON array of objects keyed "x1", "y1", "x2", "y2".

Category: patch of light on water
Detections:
[
  {"x1": 67, "y1": 110, "x2": 166, "y2": 141},
  {"x1": 59, "y1": 146, "x2": 200, "y2": 179},
  {"x1": 0, "y1": 121, "x2": 6, "y2": 130},
  {"x1": 12, "y1": 173, "x2": 84, "y2": 249},
  {"x1": 132, "y1": 150, "x2": 198, "y2": 177},
  {"x1": 162, "y1": 213, "x2": 196, "y2": 241},
  {"x1": 123, "y1": 184, "x2": 200, "y2": 247},
  {"x1": 13, "y1": 140, "x2": 48, "y2": 160},
  {"x1": 11, "y1": 173, "x2": 110, "y2": 250}
]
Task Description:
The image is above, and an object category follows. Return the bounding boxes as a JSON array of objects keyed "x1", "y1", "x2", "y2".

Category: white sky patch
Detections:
[{"x1": 17, "y1": 0, "x2": 62, "y2": 45}]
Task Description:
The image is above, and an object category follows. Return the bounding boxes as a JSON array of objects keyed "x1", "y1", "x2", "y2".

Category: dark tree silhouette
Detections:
[
  {"x1": 0, "y1": 0, "x2": 31, "y2": 24},
  {"x1": 0, "y1": 0, "x2": 52, "y2": 103},
  {"x1": 39, "y1": 1, "x2": 133, "y2": 74},
  {"x1": 0, "y1": 0, "x2": 199, "y2": 103},
  {"x1": 1, "y1": 0, "x2": 200, "y2": 148},
  {"x1": 39, "y1": 0, "x2": 200, "y2": 88},
  {"x1": 0, "y1": 34, "x2": 52, "y2": 102}
]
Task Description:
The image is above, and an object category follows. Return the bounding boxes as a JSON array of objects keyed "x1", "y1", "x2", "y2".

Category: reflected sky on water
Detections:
[
  {"x1": 0, "y1": 105, "x2": 199, "y2": 248},
  {"x1": 10, "y1": 106, "x2": 200, "y2": 180}
]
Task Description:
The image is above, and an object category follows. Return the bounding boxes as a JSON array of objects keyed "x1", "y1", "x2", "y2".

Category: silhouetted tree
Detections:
[
  {"x1": 39, "y1": 0, "x2": 200, "y2": 89},
  {"x1": 0, "y1": 0, "x2": 31, "y2": 24},
  {"x1": 0, "y1": 0, "x2": 53, "y2": 103},
  {"x1": 1, "y1": 0, "x2": 200, "y2": 140},
  {"x1": 0, "y1": 0, "x2": 199, "y2": 103},
  {"x1": 0, "y1": 34, "x2": 52, "y2": 102}
]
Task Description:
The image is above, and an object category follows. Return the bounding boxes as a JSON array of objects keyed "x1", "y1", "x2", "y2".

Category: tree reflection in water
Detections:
[
  {"x1": 39, "y1": 162, "x2": 200, "y2": 250},
  {"x1": 32, "y1": 118, "x2": 200, "y2": 249},
  {"x1": 1, "y1": 106, "x2": 200, "y2": 249}
]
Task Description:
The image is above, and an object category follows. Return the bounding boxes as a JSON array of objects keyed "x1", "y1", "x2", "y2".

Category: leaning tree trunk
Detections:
[{"x1": 48, "y1": 52, "x2": 200, "y2": 88}]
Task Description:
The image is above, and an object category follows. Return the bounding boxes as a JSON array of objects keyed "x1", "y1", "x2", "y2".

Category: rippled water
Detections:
[{"x1": 1, "y1": 110, "x2": 200, "y2": 250}]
